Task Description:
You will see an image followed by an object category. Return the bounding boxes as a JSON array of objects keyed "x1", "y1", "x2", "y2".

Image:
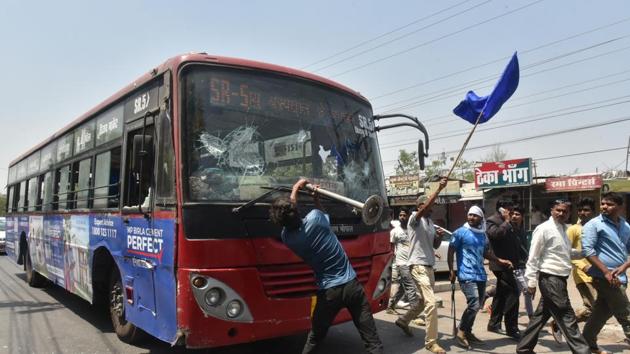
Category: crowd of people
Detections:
[{"x1": 270, "y1": 177, "x2": 630, "y2": 354}]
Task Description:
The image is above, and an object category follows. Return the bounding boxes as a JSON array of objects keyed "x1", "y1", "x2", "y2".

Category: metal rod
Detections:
[{"x1": 304, "y1": 183, "x2": 364, "y2": 209}]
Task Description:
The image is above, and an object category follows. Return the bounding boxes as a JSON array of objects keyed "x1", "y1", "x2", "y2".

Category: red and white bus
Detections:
[{"x1": 5, "y1": 53, "x2": 428, "y2": 348}]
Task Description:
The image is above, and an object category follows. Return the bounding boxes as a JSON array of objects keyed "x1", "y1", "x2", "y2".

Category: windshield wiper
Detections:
[{"x1": 231, "y1": 186, "x2": 288, "y2": 214}]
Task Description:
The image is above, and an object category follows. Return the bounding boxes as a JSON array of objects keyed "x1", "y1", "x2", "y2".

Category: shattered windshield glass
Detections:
[{"x1": 181, "y1": 65, "x2": 387, "y2": 204}]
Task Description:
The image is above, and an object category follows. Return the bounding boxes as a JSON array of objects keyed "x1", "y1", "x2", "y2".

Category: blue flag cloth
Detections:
[{"x1": 453, "y1": 52, "x2": 519, "y2": 124}]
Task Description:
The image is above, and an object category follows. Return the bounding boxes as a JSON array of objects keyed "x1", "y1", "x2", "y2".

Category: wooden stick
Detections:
[{"x1": 445, "y1": 111, "x2": 484, "y2": 180}]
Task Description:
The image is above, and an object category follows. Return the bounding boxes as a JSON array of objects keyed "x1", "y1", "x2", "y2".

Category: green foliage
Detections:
[
  {"x1": 0, "y1": 194, "x2": 5, "y2": 216},
  {"x1": 395, "y1": 149, "x2": 419, "y2": 175}
]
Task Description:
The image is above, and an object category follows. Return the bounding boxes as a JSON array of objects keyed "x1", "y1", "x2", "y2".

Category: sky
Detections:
[{"x1": 1, "y1": 0, "x2": 629, "y2": 190}]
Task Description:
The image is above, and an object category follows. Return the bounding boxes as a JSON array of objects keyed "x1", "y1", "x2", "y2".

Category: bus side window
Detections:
[
  {"x1": 74, "y1": 158, "x2": 92, "y2": 209},
  {"x1": 27, "y1": 177, "x2": 38, "y2": 212},
  {"x1": 94, "y1": 147, "x2": 121, "y2": 209},
  {"x1": 55, "y1": 165, "x2": 71, "y2": 211},
  {"x1": 7, "y1": 186, "x2": 13, "y2": 213},
  {"x1": 18, "y1": 180, "x2": 27, "y2": 212},
  {"x1": 42, "y1": 172, "x2": 53, "y2": 212},
  {"x1": 124, "y1": 128, "x2": 154, "y2": 209}
]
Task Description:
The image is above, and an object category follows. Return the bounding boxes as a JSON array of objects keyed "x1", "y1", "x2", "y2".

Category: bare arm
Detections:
[
  {"x1": 448, "y1": 244, "x2": 456, "y2": 283},
  {"x1": 290, "y1": 178, "x2": 309, "y2": 206},
  {"x1": 416, "y1": 177, "x2": 448, "y2": 218}
]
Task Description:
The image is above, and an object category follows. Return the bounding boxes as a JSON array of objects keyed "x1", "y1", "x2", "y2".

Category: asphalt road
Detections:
[{"x1": 1, "y1": 255, "x2": 628, "y2": 354}]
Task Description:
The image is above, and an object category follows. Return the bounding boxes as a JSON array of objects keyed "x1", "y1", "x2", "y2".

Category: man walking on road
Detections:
[
  {"x1": 581, "y1": 192, "x2": 630, "y2": 354},
  {"x1": 394, "y1": 177, "x2": 447, "y2": 354},
  {"x1": 511, "y1": 205, "x2": 535, "y2": 320},
  {"x1": 486, "y1": 199, "x2": 522, "y2": 340},
  {"x1": 448, "y1": 205, "x2": 514, "y2": 349},
  {"x1": 386, "y1": 208, "x2": 418, "y2": 315},
  {"x1": 516, "y1": 199, "x2": 590, "y2": 354},
  {"x1": 567, "y1": 198, "x2": 597, "y2": 323},
  {"x1": 270, "y1": 179, "x2": 383, "y2": 354}
]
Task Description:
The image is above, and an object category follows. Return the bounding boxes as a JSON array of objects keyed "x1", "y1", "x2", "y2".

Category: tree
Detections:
[
  {"x1": 424, "y1": 152, "x2": 475, "y2": 182},
  {"x1": 0, "y1": 194, "x2": 5, "y2": 217},
  {"x1": 483, "y1": 144, "x2": 508, "y2": 162},
  {"x1": 395, "y1": 149, "x2": 419, "y2": 175}
]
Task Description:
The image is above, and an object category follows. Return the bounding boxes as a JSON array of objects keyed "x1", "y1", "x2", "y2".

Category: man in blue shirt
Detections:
[
  {"x1": 447, "y1": 205, "x2": 513, "y2": 349},
  {"x1": 581, "y1": 192, "x2": 630, "y2": 354},
  {"x1": 270, "y1": 179, "x2": 383, "y2": 354}
]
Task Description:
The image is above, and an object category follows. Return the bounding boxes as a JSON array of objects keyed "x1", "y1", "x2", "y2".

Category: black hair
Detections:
[
  {"x1": 399, "y1": 207, "x2": 409, "y2": 215},
  {"x1": 513, "y1": 205, "x2": 525, "y2": 214},
  {"x1": 577, "y1": 197, "x2": 596, "y2": 210},
  {"x1": 270, "y1": 197, "x2": 301, "y2": 230},
  {"x1": 495, "y1": 199, "x2": 514, "y2": 212},
  {"x1": 601, "y1": 192, "x2": 624, "y2": 206}
]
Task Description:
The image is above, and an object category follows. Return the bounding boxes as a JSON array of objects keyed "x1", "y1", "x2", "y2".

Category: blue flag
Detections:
[{"x1": 453, "y1": 52, "x2": 519, "y2": 124}]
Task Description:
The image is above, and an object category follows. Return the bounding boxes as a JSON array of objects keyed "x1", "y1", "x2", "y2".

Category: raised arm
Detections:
[
  {"x1": 486, "y1": 211, "x2": 512, "y2": 241},
  {"x1": 290, "y1": 179, "x2": 308, "y2": 206},
  {"x1": 416, "y1": 177, "x2": 448, "y2": 218}
]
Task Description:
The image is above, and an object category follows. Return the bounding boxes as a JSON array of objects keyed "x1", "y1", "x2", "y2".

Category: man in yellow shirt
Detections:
[{"x1": 567, "y1": 197, "x2": 597, "y2": 322}]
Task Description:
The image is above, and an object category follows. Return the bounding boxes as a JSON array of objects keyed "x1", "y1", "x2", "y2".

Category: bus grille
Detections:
[{"x1": 258, "y1": 257, "x2": 372, "y2": 298}]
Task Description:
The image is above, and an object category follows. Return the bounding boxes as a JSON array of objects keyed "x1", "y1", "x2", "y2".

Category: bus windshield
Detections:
[{"x1": 181, "y1": 65, "x2": 386, "y2": 204}]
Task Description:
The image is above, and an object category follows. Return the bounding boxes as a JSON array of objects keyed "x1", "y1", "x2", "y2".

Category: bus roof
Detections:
[{"x1": 10, "y1": 52, "x2": 369, "y2": 167}]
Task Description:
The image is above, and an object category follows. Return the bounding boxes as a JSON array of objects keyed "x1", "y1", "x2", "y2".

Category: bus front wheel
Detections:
[
  {"x1": 24, "y1": 245, "x2": 47, "y2": 288},
  {"x1": 109, "y1": 268, "x2": 144, "y2": 343}
]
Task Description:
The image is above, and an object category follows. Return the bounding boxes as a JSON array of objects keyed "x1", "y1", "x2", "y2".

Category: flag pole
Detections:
[{"x1": 445, "y1": 110, "x2": 484, "y2": 180}]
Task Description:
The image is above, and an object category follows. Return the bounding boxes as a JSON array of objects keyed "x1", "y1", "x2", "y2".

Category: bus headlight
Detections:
[
  {"x1": 377, "y1": 279, "x2": 387, "y2": 293},
  {"x1": 204, "y1": 288, "x2": 224, "y2": 306},
  {"x1": 372, "y1": 257, "x2": 393, "y2": 300},
  {"x1": 226, "y1": 300, "x2": 243, "y2": 318},
  {"x1": 189, "y1": 274, "x2": 253, "y2": 323}
]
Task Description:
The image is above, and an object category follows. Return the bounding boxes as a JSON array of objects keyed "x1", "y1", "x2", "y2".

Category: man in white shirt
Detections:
[
  {"x1": 394, "y1": 177, "x2": 447, "y2": 354},
  {"x1": 387, "y1": 208, "x2": 418, "y2": 314},
  {"x1": 516, "y1": 200, "x2": 590, "y2": 354}
]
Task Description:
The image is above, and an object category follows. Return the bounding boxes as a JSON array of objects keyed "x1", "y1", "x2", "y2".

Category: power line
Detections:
[
  {"x1": 300, "y1": 0, "x2": 477, "y2": 70},
  {"x1": 376, "y1": 37, "x2": 630, "y2": 112},
  {"x1": 422, "y1": 75, "x2": 630, "y2": 129},
  {"x1": 379, "y1": 97, "x2": 630, "y2": 148},
  {"x1": 370, "y1": 16, "x2": 630, "y2": 101},
  {"x1": 377, "y1": 75, "x2": 630, "y2": 140},
  {"x1": 380, "y1": 115, "x2": 630, "y2": 156},
  {"x1": 380, "y1": 44, "x2": 630, "y2": 113},
  {"x1": 329, "y1": 0, "x2": 546, "y2": 78},
  {"x1": 376, "y1": 70, "x2": 630, "y2": 138},
  {"x1": 311, "y1": 0, "x2": 491, "y2": 73},
  {"x1": 534, "y1": 147, "x2": 627, "y2": 161}
]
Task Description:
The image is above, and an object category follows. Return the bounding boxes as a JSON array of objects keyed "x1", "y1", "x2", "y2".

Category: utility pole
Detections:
[{"x1": 625, "y1": 136, "x2": 630, "y2": 177}]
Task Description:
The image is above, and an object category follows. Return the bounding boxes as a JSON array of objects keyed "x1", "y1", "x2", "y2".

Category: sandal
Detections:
[{"x1": 425, "y1": 343, "x2": 446, "y2": 354}]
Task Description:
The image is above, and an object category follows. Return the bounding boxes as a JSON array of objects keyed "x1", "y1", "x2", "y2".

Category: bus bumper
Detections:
[{"x1": 176, "y1": 252, "x2": 391, "y2": 348}]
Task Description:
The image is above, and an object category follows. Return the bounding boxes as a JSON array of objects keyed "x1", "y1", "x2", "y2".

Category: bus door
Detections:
[{"x1": 122, "y1": 118, "x2": 159, "y2": 319}]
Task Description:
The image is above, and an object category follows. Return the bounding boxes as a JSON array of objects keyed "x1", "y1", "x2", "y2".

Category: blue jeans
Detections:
[{"x1": 459, "y1": 281, "x2": 486, "y2": 333}]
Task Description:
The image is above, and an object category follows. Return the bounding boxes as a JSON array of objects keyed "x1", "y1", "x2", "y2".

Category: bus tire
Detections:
[
  {"x1": 109, "y1": 268, "x2": 144, "y2": 343},
  {"x1": 24, "y1": 245, "x2": 47, "y2": 288}
]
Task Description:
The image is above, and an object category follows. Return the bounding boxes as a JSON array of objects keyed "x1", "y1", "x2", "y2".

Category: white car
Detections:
[
  {"x1": 434, "y1": 225, "x2": 455, "y2": 273},
  {"x1": 0, "y1": 217, "x2": 6, "y2": 254}
]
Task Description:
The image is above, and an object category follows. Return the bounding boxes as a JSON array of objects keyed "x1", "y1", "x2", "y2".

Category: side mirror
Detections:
[
  {"x1": 418, "y1": 140, "x2": 425, "y2": 170},
  {"x1": 132, "y1": 134, "x2": 154, "y2": 174}
]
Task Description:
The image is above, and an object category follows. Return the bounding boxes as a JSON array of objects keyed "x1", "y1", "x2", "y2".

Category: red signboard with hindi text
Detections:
[{"x1": 545, "y1": 175, "x2": 603, "y2": 192}]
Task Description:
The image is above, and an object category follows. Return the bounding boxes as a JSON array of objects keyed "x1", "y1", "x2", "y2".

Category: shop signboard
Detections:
[
  {"x1": 475, "y1": 158, "x2": 532, "y2": 189},
  {"x1": 387, "y1": 174, "x2": 421, "y2": 196},
  {"x1": 546, "y1": 175, "x2": 603, "y2": 192}
]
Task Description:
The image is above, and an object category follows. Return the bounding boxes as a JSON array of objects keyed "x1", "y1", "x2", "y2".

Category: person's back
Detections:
[
  {"x1": 281, "y1": 209, "x2": 356, "y2": 289},
  {"x1": 270, "y1": 179, "x2": 383, "y2": 354}
]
